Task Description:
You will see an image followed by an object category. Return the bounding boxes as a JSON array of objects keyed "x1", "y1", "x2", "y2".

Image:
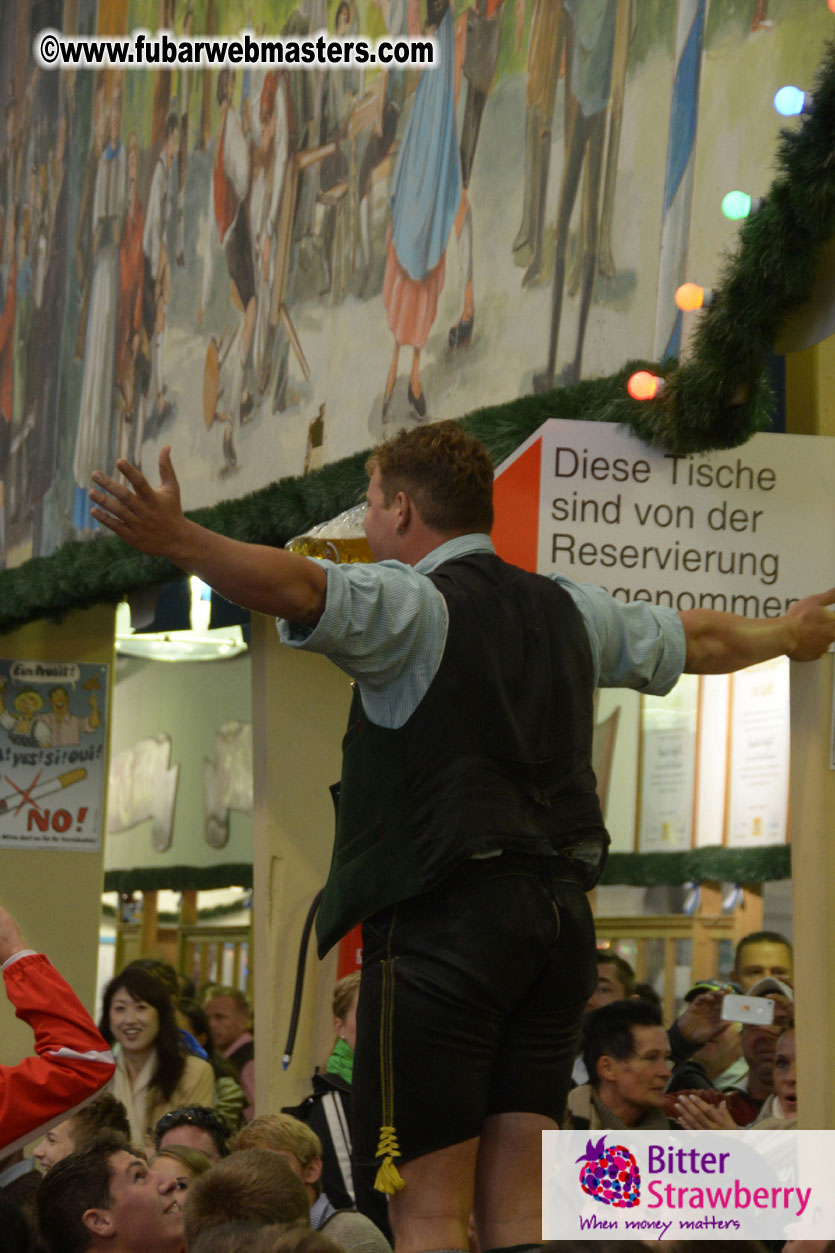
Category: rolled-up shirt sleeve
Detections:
[
  {"x1": 277, "y1": 559, "x2": 448, "y2": 728},
  {"x1": 554, "y1": 576, "x2": 686, "y2": 694}
]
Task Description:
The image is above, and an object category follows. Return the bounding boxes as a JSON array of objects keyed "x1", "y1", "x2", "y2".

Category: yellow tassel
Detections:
[
  {"x1": 374, "y1": 1155, "x2": 406, "y2": 1195},
  {"x1": 374, "y1": 1125, "x2": 405, "y2": 1194}
]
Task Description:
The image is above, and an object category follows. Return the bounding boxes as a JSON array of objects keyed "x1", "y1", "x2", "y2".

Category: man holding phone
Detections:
[{"x1": 675, "y1": 977, "x2": 794, "y2": 1128}]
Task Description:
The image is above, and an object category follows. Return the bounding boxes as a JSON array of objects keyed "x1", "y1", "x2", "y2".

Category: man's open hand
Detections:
[{"x1": 89, "y1": 446, "x2": 189, "y2": 561}]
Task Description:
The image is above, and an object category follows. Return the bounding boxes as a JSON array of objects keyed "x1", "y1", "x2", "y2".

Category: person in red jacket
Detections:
[{"x1": 0, "y1": 905, "x2": 116, "y2": 1154}]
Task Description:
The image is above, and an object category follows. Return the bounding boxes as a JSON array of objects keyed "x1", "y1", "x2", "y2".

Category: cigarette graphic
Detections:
[{"x1": 0, "y1": 767, "x2": 87, "y2": 814}]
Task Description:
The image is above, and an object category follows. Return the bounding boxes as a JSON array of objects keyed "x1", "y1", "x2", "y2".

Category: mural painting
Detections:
[{"x1": 0, "y1": 0, "x2": 830, "y2": 569}]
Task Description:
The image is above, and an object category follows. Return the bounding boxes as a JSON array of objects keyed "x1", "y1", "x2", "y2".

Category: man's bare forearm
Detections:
[
  {"x1": 681, "y1": 586, "x2": 835, "y2": 672},
  {"x1": 168, "y1": 518, "x2": 327, "y2": 625}
]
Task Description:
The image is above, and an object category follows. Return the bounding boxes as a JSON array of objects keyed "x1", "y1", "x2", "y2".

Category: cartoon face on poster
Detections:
[{"x1": 0, "y1": 659, "x2": 108, "y2": 849}]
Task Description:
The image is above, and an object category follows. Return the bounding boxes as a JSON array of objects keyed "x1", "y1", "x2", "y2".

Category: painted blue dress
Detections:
[{"x1": 383, "y1": 3, "x2": 461, "y2": 347}]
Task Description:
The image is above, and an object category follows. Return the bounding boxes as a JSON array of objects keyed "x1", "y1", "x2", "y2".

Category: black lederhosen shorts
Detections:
[{"x1": 351, "y1": 851, "x2": 597, "y2": 1171}]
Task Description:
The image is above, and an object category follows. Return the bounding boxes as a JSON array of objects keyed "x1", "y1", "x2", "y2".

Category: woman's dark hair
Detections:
[{"x1": 99, "y1": 966, "x2": 185, "y2": 1100}]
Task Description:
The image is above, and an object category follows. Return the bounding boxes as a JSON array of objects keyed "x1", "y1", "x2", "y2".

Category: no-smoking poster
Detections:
[{"x1": 0, "y1": 659, "x2": 108, "y2": 850}]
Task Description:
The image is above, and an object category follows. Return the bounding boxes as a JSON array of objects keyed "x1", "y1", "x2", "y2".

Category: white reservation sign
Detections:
[{"x1": 496, "y1": 421, "x2": 835, "y2": 618}]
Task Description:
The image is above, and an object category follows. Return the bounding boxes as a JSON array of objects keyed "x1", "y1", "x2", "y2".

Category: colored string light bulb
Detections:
[
  {"x1": 773, "y1": 85, "x2": 808, "y2": 116},
  {"x1": 721, "y1": 190, "x2": 762, "y2": 220},
  {"x1": 829, "y1": 0, "x2": 835, "y2": 15},
  {"x1": 675, "y1": 283, "x2": 714, "y2": 312},
  {"x1": 627, "y1": 371, "x2": 665, "y2": 401}
]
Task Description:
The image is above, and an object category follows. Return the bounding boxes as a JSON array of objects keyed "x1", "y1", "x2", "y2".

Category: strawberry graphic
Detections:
[{"x1": 576, "y1": 1135, "x2": 641, "y2": 1208}]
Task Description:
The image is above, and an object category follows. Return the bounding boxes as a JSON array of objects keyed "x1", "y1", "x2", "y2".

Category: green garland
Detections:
[
  {"x1": 601, "y1": 845, "x2": 790, "y2": 887},
  {"x1": 99, "y1": 846, "x2": 791, "y2": 895},
  {"x1": 101, "y1": 894, "x2": 251, "y2": 923},
  {"x1": 2, "y1": 43, "x2": 834, "y2": 633},
  {"x1": 103, "y1": 863, "x2": 253, "y2": 893}
]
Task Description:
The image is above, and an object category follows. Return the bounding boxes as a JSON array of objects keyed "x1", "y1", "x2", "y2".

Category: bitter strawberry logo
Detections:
[{"x1": 576, "y1": 1136, "x2": 641, "y2": 1208}]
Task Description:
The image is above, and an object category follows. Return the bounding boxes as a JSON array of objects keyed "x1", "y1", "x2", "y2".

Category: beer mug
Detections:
[{"x1": 285, "y1": 502, "x2": 372, "y2": 563}]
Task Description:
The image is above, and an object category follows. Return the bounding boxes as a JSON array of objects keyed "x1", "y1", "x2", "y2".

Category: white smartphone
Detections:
[{"x1": 721, "y1": 993, "x2": 775, "y2": 1026}]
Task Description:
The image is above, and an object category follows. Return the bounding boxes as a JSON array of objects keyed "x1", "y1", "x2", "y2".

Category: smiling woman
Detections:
[{"x1": 98, "y1": 967, "x2": 215, "y2": 1155}]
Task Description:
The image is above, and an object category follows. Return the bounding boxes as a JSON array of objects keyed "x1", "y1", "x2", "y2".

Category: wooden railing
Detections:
[
  {"x1": 592, "y1": 883, "x2": 764, "y2": 1023},
  {"x1": 177, "y1": 923, "x2": 252, "y2": 998}
]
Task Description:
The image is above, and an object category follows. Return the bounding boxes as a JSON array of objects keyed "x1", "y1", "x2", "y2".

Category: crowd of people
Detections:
[
  {"x1": 0, "y1": 901, "x2": 394, "y2": 1253},
  {"x1": 0, "y1": 898, "x2": 819, "y2": 1253},
  {"x1": 5, "y1": 419, "x2": 834, "y2": 1253}
]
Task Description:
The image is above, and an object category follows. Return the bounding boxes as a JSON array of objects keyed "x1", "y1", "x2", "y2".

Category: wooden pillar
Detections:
[
  {"x1": 140, "y1": 889, "x2": 159, "y2": 954},
  {"x1": 249, "y1": 614, "x2": 351, "y2": 1117},
  {"x1": 788, "y1": 656, "x2": 835, "y2": 1128},
  {"x1": 785, "y1": 337, "x2": 835, "y2": 1129},
  {"x1": 180, "y1": 890, "x2": 198, "y2": 926}
]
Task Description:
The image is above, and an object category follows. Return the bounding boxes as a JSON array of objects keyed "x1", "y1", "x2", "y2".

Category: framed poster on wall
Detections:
[
  {"x1": 636, "y1": 674, "x2": 700, "y2": 852},
  {"x1": 726, "y1": 657, "x2": 790, "y2": 848}
]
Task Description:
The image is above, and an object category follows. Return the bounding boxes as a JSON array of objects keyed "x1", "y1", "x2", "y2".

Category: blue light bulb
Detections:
[{"x1": 774, "y1": 85, "x2": 806, "y2": 116}]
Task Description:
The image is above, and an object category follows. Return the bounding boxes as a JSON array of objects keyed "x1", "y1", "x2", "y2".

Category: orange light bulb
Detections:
[
  {"x1": 627, "y1": 371, "x2": 664, "y2": 401},
  {"x1": 675, "y1": 283, "x2": 705, "y2": 312}
]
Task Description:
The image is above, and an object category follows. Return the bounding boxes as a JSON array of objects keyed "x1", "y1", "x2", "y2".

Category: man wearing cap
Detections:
[
  {"x1": 674, "y1": 976, "x2": 794, "y2": 1129},
  {"x1": 667, "y1": 978, "x2": 747, "y2": 1095}
]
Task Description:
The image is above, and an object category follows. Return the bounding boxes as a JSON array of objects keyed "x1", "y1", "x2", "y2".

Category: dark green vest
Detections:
[{"x1": 315, "y1": 552, "x2": 609, "y2": 955}]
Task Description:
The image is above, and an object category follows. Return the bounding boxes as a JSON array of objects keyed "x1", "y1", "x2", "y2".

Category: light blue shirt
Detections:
[{"x1": 277, "y1": 534, "x2": 686, "y2": 729}]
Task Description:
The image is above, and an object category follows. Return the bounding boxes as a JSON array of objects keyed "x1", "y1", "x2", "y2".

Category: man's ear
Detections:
[
  {"x1": 83, "y1": 1207, "x2": 116, "y2": 1239},
  {"x1": 596, "y1": 1054, "x2": 618, "y2": 1084},
  {"x1": 303, "y1": 1156, "x2": 324, "y2": 1187},
  {"x1": 394, "y1": 490, "x2": 412, "y2": 531}
]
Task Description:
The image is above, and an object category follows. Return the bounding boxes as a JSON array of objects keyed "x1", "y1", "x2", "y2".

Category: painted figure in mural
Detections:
[
  {"x1": 115, "y1": 133, "x2": 146, "y2": 464},
  {"x1": 512, "y1": 0, "x2": 567, "y2": 286},
  {"x1": 28, "y1": 100, "x2": 71, "y2": 516},
  {"x1": 176, "y1": 4, "x2": 196, "y2": 269},
  {"x1": 1, "y1": 70, "x2": 38, "y2": 227},
  {"x1": 356, "y1": 0, "x2": 409, "y2": 296},
  {"x1": 75, "y1": 78, "x2": 108, "y2": 362},
  {"x1": 249, "y1": 71, "x2": 292, "y2": 398},
  {"x1": 11, "y1": 204, "x2": 33, "y2": 528},
  {"x1": 381, "y1": 0, "x2": 461, "y2": 422},
  {"x1": 316, "y1": 2, "x2": 357, "y2": 300},
  {"x1": 143, "y1": 111, "x2": 179, "y2": 433},
  {"x1": 73, "y1": 83, "x2": 126, "y2": 531},
  {"x1": 201, "y1": 68, "x2": 256, "y2": 470},
  {"x1": 447, "y1": 0, "x2": 508, "y2": 350},
  {"x1": 0, "y1": 209, "x2": 16, "y2": 525},
  {"x1": 534, "y1": 0, "x2": 631, "y2": 392},
  {"x1": 281, "y1": 0, "x2": 329, "y2": 277}
]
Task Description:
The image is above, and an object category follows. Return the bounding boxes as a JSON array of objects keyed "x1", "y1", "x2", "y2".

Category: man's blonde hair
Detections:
[
  {"x1": 233, "y1": 1114, "x2": 322, "y2": 1171},
  {"x1": 183, "y1": 1149, "x2": 309, "y2": 1245}
]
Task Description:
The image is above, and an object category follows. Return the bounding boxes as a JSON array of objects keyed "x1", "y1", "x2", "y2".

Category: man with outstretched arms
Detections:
[{"x1": 89, "y1": 424, "x2": 835, "y2": 1253}]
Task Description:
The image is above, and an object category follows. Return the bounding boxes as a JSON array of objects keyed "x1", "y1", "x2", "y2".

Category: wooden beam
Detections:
[{"x1": 140, "y1": 890, "x2": 159, "y2": 955}]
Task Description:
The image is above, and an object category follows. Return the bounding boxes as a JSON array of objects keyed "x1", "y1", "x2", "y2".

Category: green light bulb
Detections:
[{"x1": 722, "y1": 190, "x2": 752, "y2": 220}]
